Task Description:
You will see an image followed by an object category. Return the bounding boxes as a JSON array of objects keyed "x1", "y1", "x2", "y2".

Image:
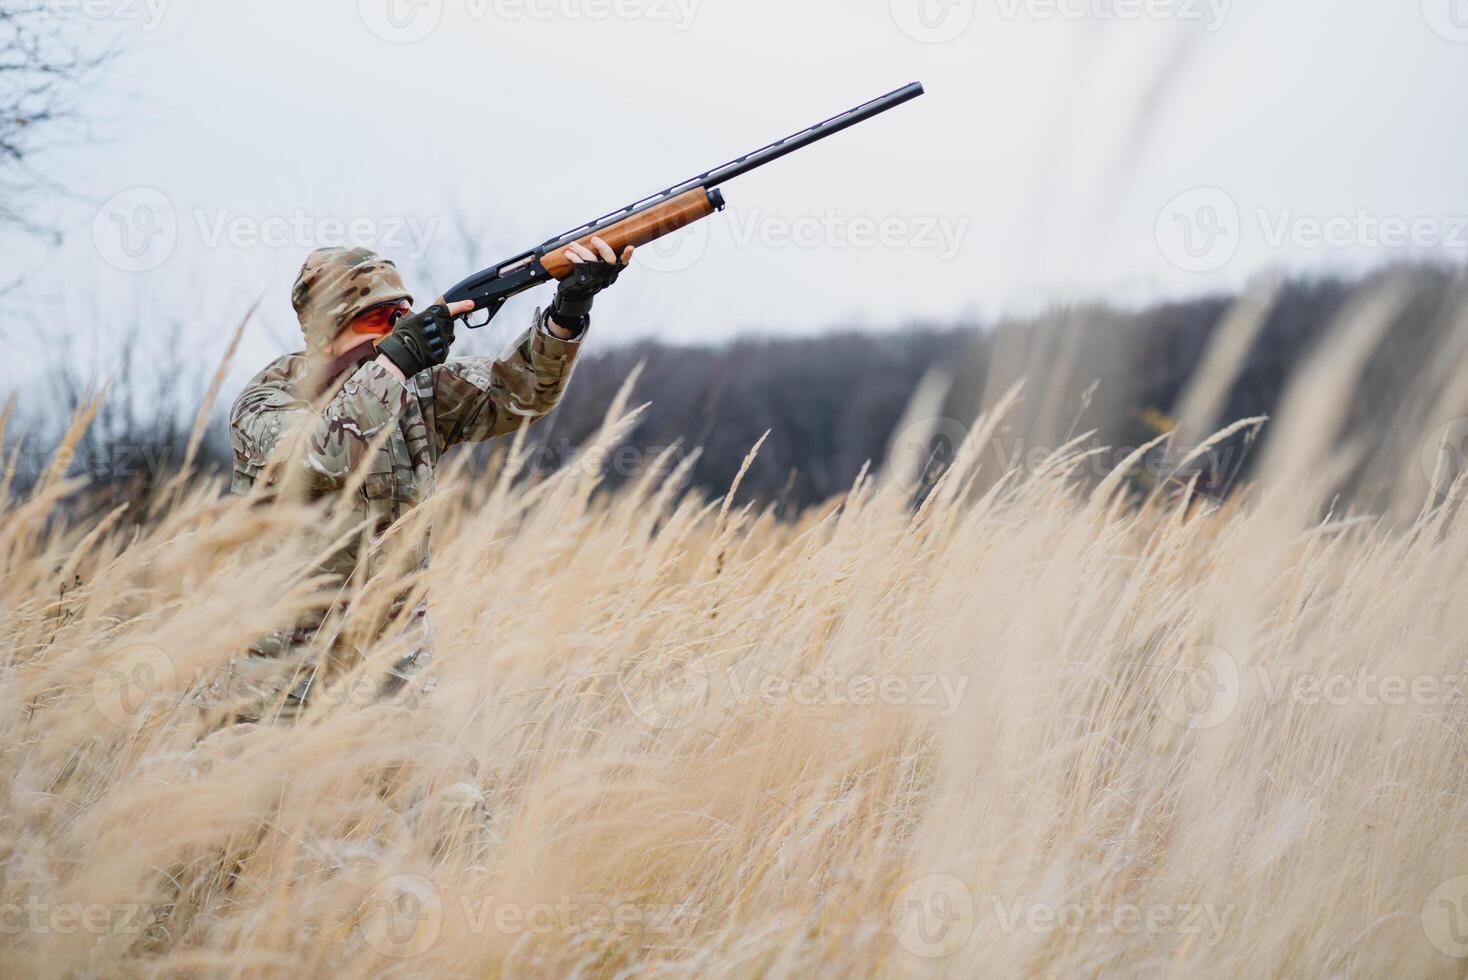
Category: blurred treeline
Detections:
[
  {"x1": 15, "y1": 263, "x2": 1468, "y2": 512},
  {"x1": 513, "y1": 262, "x2": 1468, "y2": 511}
]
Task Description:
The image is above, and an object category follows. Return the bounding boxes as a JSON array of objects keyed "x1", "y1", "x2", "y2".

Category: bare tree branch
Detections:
[{"x1": 0, "y1": 4, "x2": 116, "y2": 240}]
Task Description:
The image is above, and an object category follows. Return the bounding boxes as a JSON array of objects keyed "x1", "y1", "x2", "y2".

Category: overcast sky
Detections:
[{"x1": 6, "y1": 0, "x2": 1468, "y2": 385}]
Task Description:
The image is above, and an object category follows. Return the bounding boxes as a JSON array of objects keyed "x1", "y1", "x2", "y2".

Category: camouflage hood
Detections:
[{"x1": 291, "y1": 247, "x2": 413, "y2": 350}]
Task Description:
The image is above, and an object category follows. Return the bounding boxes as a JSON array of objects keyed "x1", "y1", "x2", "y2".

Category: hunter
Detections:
[{"x1": 226, "y1": 238, "x2": 633, "y2": 716}]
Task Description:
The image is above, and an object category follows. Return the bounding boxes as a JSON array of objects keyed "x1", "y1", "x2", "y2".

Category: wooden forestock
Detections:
[{"x1": 539, "y1": 188, "x2": 720, "y2": 279}]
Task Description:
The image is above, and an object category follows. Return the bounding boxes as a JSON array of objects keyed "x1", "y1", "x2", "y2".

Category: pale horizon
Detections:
[{"x1": 5, "y1": 0, "x2": 1468, "y2": 389}]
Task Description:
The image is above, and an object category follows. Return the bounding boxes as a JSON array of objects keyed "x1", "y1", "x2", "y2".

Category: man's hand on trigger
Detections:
[
  {"x1": 550, "y1": 236, "x2": 634, "y2": 338},
  {"x1": 375, "y1": 299, "x2": 475, "y2": 382}
]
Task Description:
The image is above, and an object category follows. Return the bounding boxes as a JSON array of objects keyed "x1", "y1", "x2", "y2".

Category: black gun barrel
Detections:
[
  {"x1": 703, "y1": 81, "x2": 925, "y2": 186},
  {"x1": 537, "y1": 82, "x2": 925, "y2": 253}
]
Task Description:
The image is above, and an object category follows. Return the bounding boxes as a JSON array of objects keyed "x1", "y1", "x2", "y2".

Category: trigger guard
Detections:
[{"x1": 461, "y1": 297, "x2": 507, "y2": 329}]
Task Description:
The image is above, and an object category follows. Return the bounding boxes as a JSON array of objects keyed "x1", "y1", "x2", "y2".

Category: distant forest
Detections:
[
  {"x1": 510, "y1": 263, "x2": 1468, "y2": 509},
  {"x1": 20, "y1": 263, "x2": 1468, "y2": 512}
]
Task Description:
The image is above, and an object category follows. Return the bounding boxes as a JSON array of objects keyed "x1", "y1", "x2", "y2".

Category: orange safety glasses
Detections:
[{"x1": 350, "y1": 299, "x2": 413, "y2": 336}]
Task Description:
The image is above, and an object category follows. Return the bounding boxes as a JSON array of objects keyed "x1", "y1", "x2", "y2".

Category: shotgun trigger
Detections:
[{"x1": 462, "y1": 295, "x2": 508, "y2": 329}]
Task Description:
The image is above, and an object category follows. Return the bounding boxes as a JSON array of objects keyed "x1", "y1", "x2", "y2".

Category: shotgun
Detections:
[{"x1": 443, "y1": 81, "x2": 925, "y2": 328}]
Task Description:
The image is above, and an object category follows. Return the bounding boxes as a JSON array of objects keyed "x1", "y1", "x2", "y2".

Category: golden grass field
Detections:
[{"x1": 4, "y1": 284, "x2": 1468, "y2": 977}]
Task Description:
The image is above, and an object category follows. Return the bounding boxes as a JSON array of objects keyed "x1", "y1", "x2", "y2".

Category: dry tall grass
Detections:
[{"x1": 4, "y1": 287, "x2": 1468, "y2": 977}]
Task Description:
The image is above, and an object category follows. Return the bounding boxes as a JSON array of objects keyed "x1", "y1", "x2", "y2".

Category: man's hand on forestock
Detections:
[{"x1": 549, "y1": 236, "x2": 634, "y2": 338}]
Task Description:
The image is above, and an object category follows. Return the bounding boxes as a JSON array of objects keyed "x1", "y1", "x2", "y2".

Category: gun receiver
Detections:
[{"x1": 443, "y1": 81, "x2": 925, "y2": 328}]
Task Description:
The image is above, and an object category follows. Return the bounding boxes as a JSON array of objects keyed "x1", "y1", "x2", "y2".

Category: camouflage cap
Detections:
[{"x1": 291, "y1": 247, "x2": 413, "y2": 350}]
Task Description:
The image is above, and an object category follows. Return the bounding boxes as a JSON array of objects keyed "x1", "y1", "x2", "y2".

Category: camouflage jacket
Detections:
[{"x1": 228, "y1": 310, "x2": 582, "y2": 668}]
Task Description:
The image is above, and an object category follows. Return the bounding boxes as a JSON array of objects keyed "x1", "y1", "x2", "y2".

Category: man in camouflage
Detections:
[{"x1": 227, "y1": 238, "x2": 633, "y2": 716}]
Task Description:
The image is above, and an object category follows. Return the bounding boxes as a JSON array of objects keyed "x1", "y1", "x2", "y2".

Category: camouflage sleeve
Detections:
[
  {"x1": 230, "y1": 361, "x2": 411, "y2": 489},
  {"x1": 429, "y1": 308, "x2": 584, "y2": 447}
]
